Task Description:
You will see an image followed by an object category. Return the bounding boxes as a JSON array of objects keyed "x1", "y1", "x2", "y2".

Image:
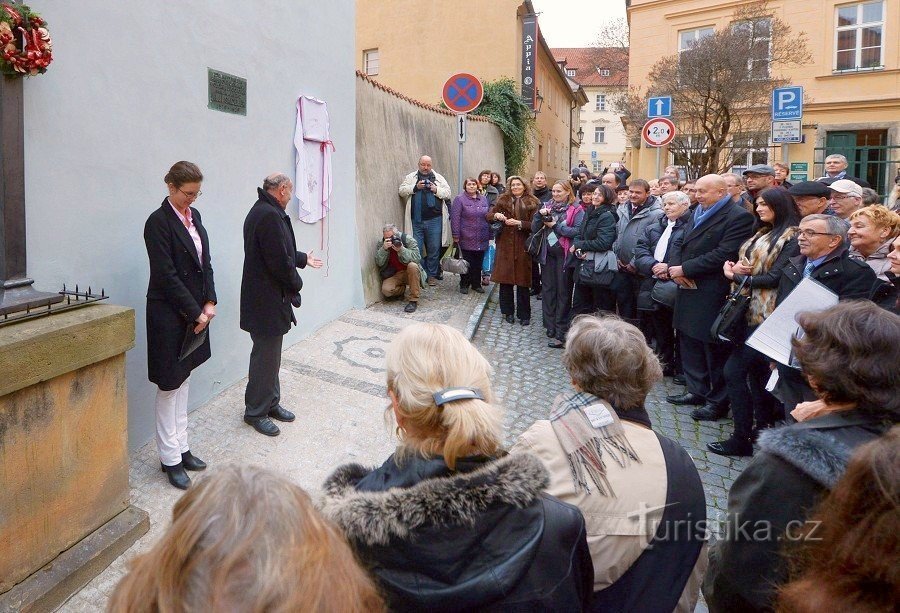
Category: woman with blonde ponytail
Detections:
[{"x1": 320, "y1": 322, "x2": 593, "y2": 612}]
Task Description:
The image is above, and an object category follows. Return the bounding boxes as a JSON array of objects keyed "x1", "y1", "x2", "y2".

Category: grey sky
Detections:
[{"x1": 531, "y1": 0, "x2": 627, "y2": 48}]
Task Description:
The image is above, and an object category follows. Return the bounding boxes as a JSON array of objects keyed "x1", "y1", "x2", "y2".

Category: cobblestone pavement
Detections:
[
  {"x1": 60, "y1": 277, "x2": 490, "y2": 611},
  {"x1": 472, "y1": 292, "x2": 750, "y2": 534}
]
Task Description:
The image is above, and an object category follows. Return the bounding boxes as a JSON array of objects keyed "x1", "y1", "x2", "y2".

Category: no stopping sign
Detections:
[{"x1": 642, "y1": 118, "x2": 676, "y2": 147}]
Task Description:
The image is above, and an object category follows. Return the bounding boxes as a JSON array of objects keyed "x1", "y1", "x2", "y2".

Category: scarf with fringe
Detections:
[{"x1": 550, "y1": 391, "x2": 641, "y2": 497}]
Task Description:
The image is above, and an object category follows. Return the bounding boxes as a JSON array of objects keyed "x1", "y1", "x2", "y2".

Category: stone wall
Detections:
[{"x1": 355, "y1": 73, "x2": 505, "y2": 305}]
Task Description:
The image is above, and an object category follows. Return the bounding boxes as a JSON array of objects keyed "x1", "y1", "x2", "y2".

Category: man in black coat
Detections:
[
  {"x1": 240, "y1": 173, "x2": 323, "y2": 436},
  {"x1": 667, "y1": 174, "x2": 755, "y2": 420},
  {"x1": 773, "y1": 214, "x2": 876, "y2": 413}
]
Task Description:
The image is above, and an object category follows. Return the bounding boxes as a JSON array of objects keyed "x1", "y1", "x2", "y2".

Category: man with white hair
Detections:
[
  {"x1": 399, "y1": 155, "x2": 452, "y2": 286},
  {"x1": 815, "y1": 153, "x2": 870, "y2": 188},
  {"x1": 828, "y1": 179, "x2": 864, "y2": 220}
]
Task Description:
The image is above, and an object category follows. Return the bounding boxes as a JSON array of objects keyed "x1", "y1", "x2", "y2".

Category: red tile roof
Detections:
[{"x1": 551, "y1": 47, "x2": 629, "y2": 87}]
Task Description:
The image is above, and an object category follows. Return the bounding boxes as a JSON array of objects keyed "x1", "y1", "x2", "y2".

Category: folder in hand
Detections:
[{"x1": 178, "y1": 322, "x2": 208, "y2": 361}]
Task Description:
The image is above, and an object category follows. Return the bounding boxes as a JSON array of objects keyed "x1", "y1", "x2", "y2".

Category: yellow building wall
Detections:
[
  {"x1": 626, "y1": 0, "x2": 900, "y2": 190},
  {"x1": 357, "y1": 0, "x2": 580, "y2": 184}
]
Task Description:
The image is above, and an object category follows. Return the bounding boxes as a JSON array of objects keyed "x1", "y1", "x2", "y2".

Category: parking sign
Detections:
[{"x1": 772, "y1": 86, "x2": 802, "y2": 121}]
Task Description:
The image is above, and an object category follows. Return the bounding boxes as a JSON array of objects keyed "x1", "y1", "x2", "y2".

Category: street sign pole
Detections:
[
  {"x1": 656, "y1": 147, "x2": 661, "y2": 181},
  {"x1": 457, "y1": 114, "x2": 467, "y2": 195},
  {"x1": 442, "y1": 73, "x2": 483, "y2": 196}
]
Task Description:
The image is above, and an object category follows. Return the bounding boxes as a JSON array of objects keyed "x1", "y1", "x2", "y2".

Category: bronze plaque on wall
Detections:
[{"x1": 208, "y1": 68, "x2": 247, "y2": 115}]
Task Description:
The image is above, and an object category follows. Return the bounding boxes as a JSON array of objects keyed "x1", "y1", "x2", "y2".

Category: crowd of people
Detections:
[{"x1": 135, "y1": 156, "x2": 898, "y2": 611}]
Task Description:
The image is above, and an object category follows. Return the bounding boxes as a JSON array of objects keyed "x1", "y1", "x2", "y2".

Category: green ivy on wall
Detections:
[{"x1": 470, "y1": 78, "x2": 536, "y2": 177}]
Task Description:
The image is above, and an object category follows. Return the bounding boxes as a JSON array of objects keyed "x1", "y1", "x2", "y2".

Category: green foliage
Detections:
[{"x1": 470, "y1": 78, "x2": 536, "y2": 177}]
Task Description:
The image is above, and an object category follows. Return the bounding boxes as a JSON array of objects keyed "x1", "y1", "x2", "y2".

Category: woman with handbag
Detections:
[
  {"x1": 633, "y1": 190, "x2": 692, "y2": 376},
  {"x1": 707, "y1": 186, "x2": 800, "y2": 457},
  {"x1": 532, "y1": 182, "x2": 584, "y2": 347},
  {"x1": 143, "y1": 161, "x2": 216, "y2": 490},
  {"x1": 570, "y1": 184, "x2": 619, "y2": 319},
  {"x1": 487, "y1": 176, "x2": 540, "y2": 325},
  {"x1": 450, "y1": 177, "x2": 490, "y2": 295}
]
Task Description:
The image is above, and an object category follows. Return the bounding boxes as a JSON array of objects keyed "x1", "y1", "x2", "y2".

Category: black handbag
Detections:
[
  {"x1": 577, "y1": 251, "x2": 616, "y2": 287},
  {"x1": 650, "y1": 279, "x2": 678, "y2": 309},
  {"x1": 711, "y1": 276, "x2": 751, "y2": 343},
  {"x1": 525, "y1": 227, "x2": 547, "y2": 259}
]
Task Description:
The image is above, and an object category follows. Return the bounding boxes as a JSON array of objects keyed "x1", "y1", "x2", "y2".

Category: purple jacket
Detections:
[{"x1": 451, "y1": 193, "x2": 491, "y2": 251}]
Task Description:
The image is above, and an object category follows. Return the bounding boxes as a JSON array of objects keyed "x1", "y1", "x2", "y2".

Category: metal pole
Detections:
[
  {"x1": 655, "y1": 146, "x2": 661, "y2": 179},
  {"x1": 457, "y1": 114, "x2": 465, "y2": 196}
]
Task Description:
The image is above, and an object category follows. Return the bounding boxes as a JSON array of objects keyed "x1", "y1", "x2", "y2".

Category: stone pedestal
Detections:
[{"x1": 0, "y1": 304, "x2": 149, "y2": 610}]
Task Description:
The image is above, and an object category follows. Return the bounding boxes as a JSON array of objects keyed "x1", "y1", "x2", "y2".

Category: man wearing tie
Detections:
[{"x1": 240, "y1": 173, "x2": 323, "y2": 437}]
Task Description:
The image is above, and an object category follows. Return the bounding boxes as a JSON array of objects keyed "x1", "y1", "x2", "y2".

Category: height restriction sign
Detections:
[{"x1": 642, "y1": 118, "x2": 676, "y2": 147}]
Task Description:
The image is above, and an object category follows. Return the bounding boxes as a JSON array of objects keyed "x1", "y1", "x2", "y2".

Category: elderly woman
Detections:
[
  {"x1": 513, "y1": 315, "x2": 706, "y2": 613},
  {"x1": 320, "y1": 323, "x2": 593, "y2": 611},
  {"x1": 848, "y1": 204, "x2": 900, "y2": 281},
  {"x1": 109, "y1": 466, "x2": 384, "y2": 612},
  {"x1": 634, "y1": 190, "x2": 692, "y2": 375},
  {"x1": 533, "y1": 181, "x2": 584, "y2": 347},
  {"x1": 144, "y1": 161, "x2": 215, "y2": 489},
  {"x1": 450, "y1": 177, "x2": 490, "y2": 294},
  {"x1": 487, "y1": 176, "x2": 540, "y2": 325},
  {"x1": 704, "y1": 301, "x2": 900, "y2": 612},
  {"x1": 708, "y1": 186, "x2": 800, "y2": 456}
]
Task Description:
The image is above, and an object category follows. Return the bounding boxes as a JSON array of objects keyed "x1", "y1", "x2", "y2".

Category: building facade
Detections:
[
  {"x1": 626, "y1": 0, "x2": 900, "y2": 194},
  {"x1": 356, "y1": 0, "x2": 585, "y2": 182},
  {"x1": 553, "y1": 47, "x2": 629, "y2": 176}
]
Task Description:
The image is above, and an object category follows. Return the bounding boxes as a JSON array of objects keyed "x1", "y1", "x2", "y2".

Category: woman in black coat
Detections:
[
  {"x1": 570, "y1": 184, "x2": 619, "y2": 318},
  {"x1": 143, "y1": 161, "x2": 216, "y2": 490},
  {"x1": 320, "y1": 323, "x2": 594, "y2": 612}
]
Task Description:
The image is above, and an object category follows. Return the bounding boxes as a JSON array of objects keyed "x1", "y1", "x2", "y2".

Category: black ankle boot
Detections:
[
  {"x1": 181, "y1": 450, "x2": 207, "y2": 471},
  {"x1": 160, "y1": 462, "x2": 191, "y2": 490}
]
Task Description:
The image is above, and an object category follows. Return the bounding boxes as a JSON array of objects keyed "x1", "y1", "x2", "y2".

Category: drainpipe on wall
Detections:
[{"x1": 568, "y1": 102, "x2": 575, "y2": 171}]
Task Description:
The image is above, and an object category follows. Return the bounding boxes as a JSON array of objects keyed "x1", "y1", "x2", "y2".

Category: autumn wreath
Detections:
[{"x1": 0, "y1": 2, "x2": 51, "y2": 76}]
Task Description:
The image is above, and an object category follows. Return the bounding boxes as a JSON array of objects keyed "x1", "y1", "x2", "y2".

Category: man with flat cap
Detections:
[
  {"x1": 240, "y1": 172, "x2": 323, "y2": 437},
  {"x1": 788, "y1": 181, "x2": 835, "y2": 217},
  {"x1": 740, "y1": 164, "x2": 776, "y2": 211}
]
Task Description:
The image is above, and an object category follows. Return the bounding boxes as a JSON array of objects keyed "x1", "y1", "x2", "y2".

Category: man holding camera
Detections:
[
  {"x1": 399, "y1": 156, "x2": 452, "y2": 286},
  {"x1": 376, "y1": 223, "x2": 426, "y2": 313}
]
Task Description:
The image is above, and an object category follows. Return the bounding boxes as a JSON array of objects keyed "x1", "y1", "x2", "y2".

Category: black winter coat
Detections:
[
  {"x1": 775, "y1": 247, "x2": 876, "y2": 307},
  {"x1": 240, "y1": 188, "x2": 309, "y2": 337},
  {"x1": 320, "y1": 453, "x2": 594, "y2": 612},
  {"x1": 144, "y1": 200, "x2": 217, "y2": 391},
  {"x1": 573, "y1": 204, "x2": 618, "y2": 254},
  {"x1": 870, "y1": 273, "x2": 899, "y2": 314},
  {"x1": 704, "y1": 410, "x2": 895, "y2": 612},
  {"x1": 670, "y1": 202, "x2": 755, "y2": 340}
]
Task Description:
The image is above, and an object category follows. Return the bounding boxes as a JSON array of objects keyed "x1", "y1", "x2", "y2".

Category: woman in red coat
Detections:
[{"x1": 486, "y1": 176, "x2": 539, "y2": 324}]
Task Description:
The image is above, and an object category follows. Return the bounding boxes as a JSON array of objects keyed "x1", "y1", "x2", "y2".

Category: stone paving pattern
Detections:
[
  {"x1": 61, "y1": 278, "x2": 747, "y2": 611},
  {"x1": 472, "y1": 292, "x2": 750, "y2": 534}
]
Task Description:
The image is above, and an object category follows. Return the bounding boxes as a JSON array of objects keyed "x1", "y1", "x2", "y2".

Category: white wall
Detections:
[{"x1": 22, "y1": 1, "x2": 360, "y2": 449}]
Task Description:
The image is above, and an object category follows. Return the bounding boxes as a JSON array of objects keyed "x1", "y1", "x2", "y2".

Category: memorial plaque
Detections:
[{"x1": 207, "y1": 68, "x2": 247, "y2": 116}]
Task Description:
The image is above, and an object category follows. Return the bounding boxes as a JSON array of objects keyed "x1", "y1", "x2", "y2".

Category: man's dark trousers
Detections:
[
  {"x1": 245, "y1": 334, "x2": 284, "y2": 419},
  {"x1": 679, "y1": 333, "x2": 732, "y2": 408}
]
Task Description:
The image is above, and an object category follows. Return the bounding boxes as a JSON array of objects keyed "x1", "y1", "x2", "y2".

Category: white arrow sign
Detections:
[{"x1": 457, "y1": 113, "x2": 467, "y2": 143}]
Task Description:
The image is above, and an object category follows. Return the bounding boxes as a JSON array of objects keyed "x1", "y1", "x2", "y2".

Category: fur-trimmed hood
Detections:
[{"x1": 320, "y1": 452, "x2": 549, "y2": 547}]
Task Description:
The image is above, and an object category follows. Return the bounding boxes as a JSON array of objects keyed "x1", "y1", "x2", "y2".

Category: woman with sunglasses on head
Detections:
[
  {"x1": 143, "y1": 161, "x2": 216, "y2": 489},
  {"x1": 707, "y1": 186, "x2": 799, "y2": 457}
]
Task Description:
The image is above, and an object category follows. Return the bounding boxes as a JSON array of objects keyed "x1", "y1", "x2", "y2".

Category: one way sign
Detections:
[{"x1": 647, "y1": 96, "x2": 672, "y2": 118}]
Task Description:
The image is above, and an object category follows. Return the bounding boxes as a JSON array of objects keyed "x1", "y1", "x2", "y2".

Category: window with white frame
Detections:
[
  {"x1": 732, "y1": 18, "x2": 772, "y2": 79},
  {"x1": 363, "y1": 49, "x2": 379, "y2": 75},
  {"x1": 595, "y1": 94, "x2": 606, "y2": 111},
  {"x1": 679, "y1": 27, "x2": 715, "y2": 54},
  {"x1": 592, "y1": 160, "x2": 602, "y2": 174},
  {"x1": 594, "y1": 127, "x2": 606, "y2": 144},
  {"x1": 731, "y1": 133, "x2": 769, "y2": 168},
  {"x1": 566, "y1": 68, "x2": 576, "y2": 77},
  {"x1": 835, "y1": 1, "x2": 884, "y2": 71},
  {"x1": 599, "y1": 69, "x2": 610, "y2": 77}
]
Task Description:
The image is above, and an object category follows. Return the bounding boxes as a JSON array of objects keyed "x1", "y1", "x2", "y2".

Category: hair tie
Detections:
[{"x1": 432, "y1": 387, "x2": 484, "y2": 407}]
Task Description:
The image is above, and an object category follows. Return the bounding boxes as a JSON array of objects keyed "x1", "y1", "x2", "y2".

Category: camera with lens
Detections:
[
  {"x1": 541, "y1": 212, "x2": 554, "y2": 223},
  {"x1": 391, "y1": 235, "x2": 403, "y2": 247},
  {"x1": 422, "y1": 179, "x2": 432, "y2": 189}
]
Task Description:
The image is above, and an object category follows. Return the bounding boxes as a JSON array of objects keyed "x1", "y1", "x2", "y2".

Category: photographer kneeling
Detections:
[{"x1": 376, "y1": 223, "x2": 427, "y2": 313}]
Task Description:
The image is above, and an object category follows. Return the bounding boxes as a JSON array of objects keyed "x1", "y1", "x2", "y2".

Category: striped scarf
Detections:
[{"x1": 549, "y1": 391, "x2": 640, "y2": 497}]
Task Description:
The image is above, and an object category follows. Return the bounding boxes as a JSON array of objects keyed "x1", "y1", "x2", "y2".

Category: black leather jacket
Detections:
[{"x1": 320, "y1": 452, "x2": 594, "y2": 612}]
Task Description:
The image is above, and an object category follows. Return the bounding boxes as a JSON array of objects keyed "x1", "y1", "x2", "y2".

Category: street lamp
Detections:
[
  {"x1": 577, "y1": 126, "x2": 584, "y2": 144},
  {"x1": 533, "y1": 89, "x2": 544, "y2": 117}
]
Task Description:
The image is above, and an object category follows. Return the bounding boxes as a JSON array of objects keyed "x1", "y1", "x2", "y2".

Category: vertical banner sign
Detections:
[{"x1": 521, "y1": 15, "x2": 537, "y2": 111}]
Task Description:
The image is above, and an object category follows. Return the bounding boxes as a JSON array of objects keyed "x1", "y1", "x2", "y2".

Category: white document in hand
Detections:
[{"x1": 745, "y1": 277, "x2": 838, "y2": 366}]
